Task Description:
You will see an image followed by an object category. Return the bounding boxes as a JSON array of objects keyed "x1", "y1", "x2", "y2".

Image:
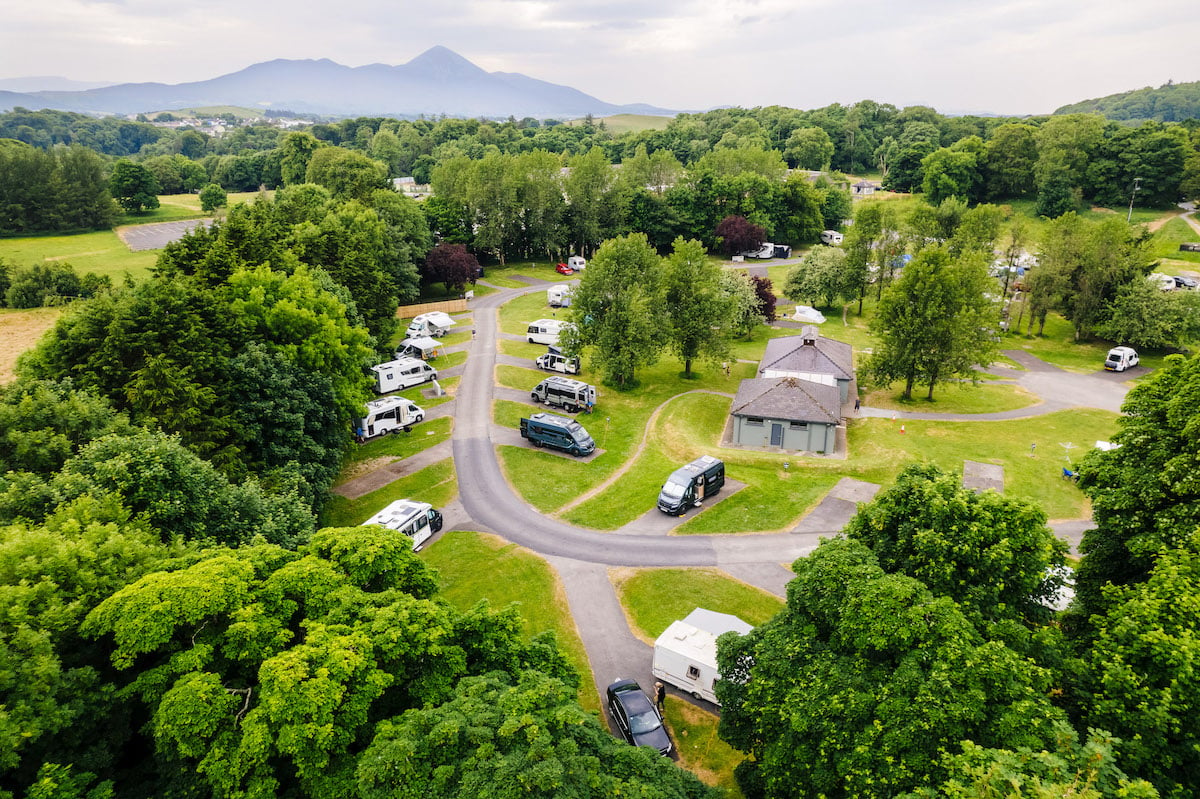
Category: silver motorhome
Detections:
[
  {"x1": 531, "y1": 376, "x2": 596, "y2": 413},
  {"x1": 371, "y1": 357, "x2": 438, "y2": 393},
  {"x1": 355, "y1": 396, "x2": 425, "y2": 438},
  {"x1": 361, "y1": 499, "x2": 444, "y2": 551}
]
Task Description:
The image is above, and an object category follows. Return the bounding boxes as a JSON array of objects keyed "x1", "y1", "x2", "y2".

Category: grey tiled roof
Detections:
[
  {"x1": 759, "y1": 330, "x2": 853, "y2": 381},
  {"x1": 731, "y1": 377, "x2": 841, "y2": 424}
]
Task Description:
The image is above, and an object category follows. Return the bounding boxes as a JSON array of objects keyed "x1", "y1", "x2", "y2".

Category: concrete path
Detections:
[
  {"x1": 333, "y1": 438, "x2": 454, "y2": 500},
  {"x1": 116, "y1": 218, "x2": 212, "y2": 251},
  {"x1": 615, "y1": 480, "x2": 748, "y2": 536},
  {"x1": 791, "y1": 478, "x2": 881, "y2": 534},
  {"x1": 963, "y1": 461, "x2": 1005, "y2": 493}
]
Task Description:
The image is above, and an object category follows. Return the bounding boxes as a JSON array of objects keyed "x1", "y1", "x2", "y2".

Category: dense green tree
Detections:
[
  {"x1": 279, "y1": 131, "x2": 323, "y2": 186},
  {"x1": 1078, "y1": 529, "x2": 1200, "y2": 798},
  {"x1": 107, "y1": 161, "x2": 160, "y2": 214},
  {"x1": 1074, "y1": 353, "x2": 1200, "y2": 619},
  {"x1": 784, "y1": 126, "x2": 835, "y2": 170},
  {"x1": 563, "y1": 233, "x2": 664, "y2": 389},
  {"x1": 865, "y1": 246, "x2": 998, "y2": 399},
  {"x1": 983, "y1": 123, "x2": 1038, "y2": 200},
  {"x1": 143, "y1": 154, "x2": 208, "y2": 195},
  {"x1": 0, "y1": 380, "x2": 133, "y2": 476},
  {"x1": 884, "y1": 121, "x2": 941, "y2": 192},
  {"x1": 921, "y1": 146, "x2": 981, "y2": 205},
  {"x1": 357, "y1": 670, "x2": 713, "y2": 799},
  {"x1": 784, "y1": 245, "x2": 851, "y2": 309},
  {"x1": 845, "y1": 463, "x2": 1068, "y2": 627},
  {"x1": 717, "y1": 538, "x2": 1066, "y2": 799},
  {"x1": 662, "y1": 238, "x2": 734, "y2": 377},
  {"x1": 563, "y1": 147, "x2": 619, "y2": 257},
  {"x1": 1094, "y1": 277, "x2": 1200, "y2": 350},
  {"x1": 0, "y1": 143, "x2": 113, "y2": 234},
  {"x1": 198, "y1": 182, "x2": 227, "y2": 212},
  {"x1": 776, "y1": 173, "x2": 826, "y2": 244},
  {"x1": 304, "y1": 148, "x2": 390, "y2": 201},
  {"x1": 719, "y1": 270, "x2": 765, "y2": 337},
  {"x1": 817, "y1": 183, "x2": 853, "y2": 233},
  {"x1": 81, "y1": 526, "x2": 574, "y2": 799}
]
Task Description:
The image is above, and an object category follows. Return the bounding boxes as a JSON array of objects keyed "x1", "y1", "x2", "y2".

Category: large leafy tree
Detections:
[
  {"x1": 1074, "y1": 353, "x2": 1200, "y2": 619},
  {"x1": 423, "y1": 242, "x2": 480, "y2": 294},
  {"x1": 717, "y1": 538, "x2": 1066, "y2": 799},
  {"x1": 563, "y1": 233, "x2": 664, "y2": 389},
  {"x1": 357, "y1": 671, "x2": 713, "y2": 799},
  {"x1": 783, "y1": 245, "x2": 851, "y2": 309},
  {"x1": 662, "y1": 237, "x2": 734, "y2": 377},
  {"x1": 714, "y1": 214, "x2": 765, "y2": 257},
  {"x1": 304, "y1": 147, "x2": 389, "y2": 201},
  {"x1": 845, "y1": 463, "x2": 1068, "y2": 628},
  {"x1": 865, "y1": 246, "x2": 998, "y2": 400},
  {"x1": 107, "y1": 160, "x2": 160, "y2": 214},
  {"x1": 81, "y1": 526, "x2": 575, "y2": 799}
]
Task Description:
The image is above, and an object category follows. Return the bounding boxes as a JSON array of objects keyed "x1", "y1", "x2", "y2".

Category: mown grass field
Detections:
[{"x1": 320, "y1": 458, "x2": 458, "y2": 529}]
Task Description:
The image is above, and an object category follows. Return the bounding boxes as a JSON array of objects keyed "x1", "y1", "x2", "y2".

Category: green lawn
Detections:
[
  {"x1": 862, "y1": 380, "x2": 1039, "y2": 413},
  {"x1": 319, "y1": 458, "x2": 458, "y2": 528},
  {"x1": 0, "y1": 229, "x2": 160, "y2": 282},
  {"x1": 663, "y1": 697, "x2": 745, "y2": 797},
  {"x1": 420, "y1": 529, "x2": 598, "y2": 713},
  {"x1": 1001, "y1": 307, "x2": 1181, "y2": 373},
  {"x1": 498, "y1": 289, "x2": 571, "y2": 336},
  {"x1": 1148, "y1": 217, "x2": 1200, "y2": 267},
  {"x1": 334, "y1": 415, "x2": 452, "y2": 483},
  {"x1": 613, "y1": 568, "x2": 785, "y2": 642}
]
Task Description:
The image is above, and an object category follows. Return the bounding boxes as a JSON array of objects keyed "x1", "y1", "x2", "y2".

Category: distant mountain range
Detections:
[{"x1": 0, "y1": 46, "x2": 677, "y2": 119}]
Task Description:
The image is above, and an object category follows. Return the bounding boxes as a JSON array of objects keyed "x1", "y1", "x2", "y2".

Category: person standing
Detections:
[{"x1": 654, "y1": 681, "x2": 666, "y2": 712}]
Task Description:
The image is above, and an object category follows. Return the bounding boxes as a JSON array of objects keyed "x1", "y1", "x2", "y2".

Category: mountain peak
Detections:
[{"x1": 406, "y1": 46, "x2": 487, "y2": 78}]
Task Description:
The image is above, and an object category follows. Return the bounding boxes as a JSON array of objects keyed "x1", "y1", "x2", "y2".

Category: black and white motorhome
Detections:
[
  {"x1": 355, "y1": 396, "x2": 425, "y2": 438},
  {"x1": 535, "y1": 346, "x2": 581, "y2": 375},
  {"x1": 360, "y1": 499, "x2": 444, "y2": 551},
  {"x1": 530, "y1": 376, "x2": 596, "y2": 413},
  {"x1": 657, "y1": 455, "x2": 725, "y2": 515},
  {"x1": 371, "y1": 357, "x2": 438, "y2": 393}
]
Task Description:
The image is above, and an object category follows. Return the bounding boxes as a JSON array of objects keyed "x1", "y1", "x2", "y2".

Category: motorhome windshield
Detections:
[
  {"x1": 573, "y1": 431, "x2": 594, "y2": 446},
  {"x1": 660, "y1": 480, "x2": 687, "y2": 499}
]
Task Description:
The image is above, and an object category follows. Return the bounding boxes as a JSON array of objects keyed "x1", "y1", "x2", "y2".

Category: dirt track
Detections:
[{"x1": 0, "y1": 307, "x2": 62, "y2": 384}]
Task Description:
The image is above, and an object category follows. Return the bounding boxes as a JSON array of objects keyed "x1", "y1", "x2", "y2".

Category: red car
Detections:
[{"x1": 555, "y1": 263, "x2": 574, "y2": 275}]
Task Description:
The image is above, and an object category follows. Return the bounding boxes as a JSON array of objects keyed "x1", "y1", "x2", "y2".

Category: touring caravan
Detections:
[
  {"x1": 651, "y1": 608, "x2": 753, "y2": 705},
  {"x1": 360, "y1": 499, "x2": 444, "y2": 552},
  {"x1": 820, "y1": 230, "x2": 844, "y2": 245},
  {"x1": 355, "y1": 396, "x2": 425, "y2": 439},
  {"x1": 547, "y1": 284, "x2": 574, "y2": 308},
  {"x1": 371, "y1": 357, "x2": 438, "y2": 393},
  {"x1": 567, "y1": 255, "x2": 587, "y2": 271},
  {"x1": 527, "y1": 319, "x2": 567, "y2": 346},
  {"x1": 530, "y1": 376, "x2": 596, "y2": 413},
  {"x1": 405, "y1": 311, "x2": 457, "y2": 339}
]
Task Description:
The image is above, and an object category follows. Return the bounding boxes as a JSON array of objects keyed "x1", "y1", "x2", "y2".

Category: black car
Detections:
[
  {"x1": 606, "y1": 679, "x2": 673, "y2": 756},
  {"x1": 1174, "y1": 275, "x2": 1197, "y2": 290}
]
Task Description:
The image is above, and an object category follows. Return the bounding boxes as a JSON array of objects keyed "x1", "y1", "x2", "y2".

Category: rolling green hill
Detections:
[{"x1": 1054, "y1": 80, "x2": 1200, "y2": 121}]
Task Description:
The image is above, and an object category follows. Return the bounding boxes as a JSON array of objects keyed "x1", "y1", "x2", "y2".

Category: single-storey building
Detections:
[
  {"x1": 729, "y1": 376, "x2": 840, "y2": 453},
  {"x1": 759, "y1": 326, "x2": 854, "y2": 404},
  {"x1": 852, "y1": 179, "x2": 879, "y2": 196}
]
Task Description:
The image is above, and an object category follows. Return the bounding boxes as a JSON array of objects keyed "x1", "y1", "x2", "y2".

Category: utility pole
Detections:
[{"x1": 1127, "y1": 177, "x2": 1142, "y2": 223}]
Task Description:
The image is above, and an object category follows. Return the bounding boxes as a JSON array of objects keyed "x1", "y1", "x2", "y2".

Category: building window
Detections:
[
  {"x1": 745, "y1": 417, "x2": 764, "y2": 427},
  {"x1": 789, "y1": 421, "x2": 808, "y2": 430}
]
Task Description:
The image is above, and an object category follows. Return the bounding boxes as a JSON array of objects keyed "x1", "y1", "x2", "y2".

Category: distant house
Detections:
[
  {"x1": 852, "y1": 179, "x2": 879, "y2": 196},
  {"x1": 392, "y1": 176, "x2": 430, "y2": 197},
  {"x1": 729, "y1": 376, "x2": 840, "y2": 453},
  {"x1": 758, "y1": 326, "x2": 854, "y2": 403}
]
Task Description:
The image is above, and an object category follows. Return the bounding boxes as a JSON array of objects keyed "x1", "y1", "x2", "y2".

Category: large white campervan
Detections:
[
  {"x1": 405, "y1": 311, "x2": 457, "y2": 339},
  {"x1": 370, "y1": 357, "x2": 438, "y2": 393},
  {"x1": 651, "y1": 608, "x2": 753, "y2": 705},
  {"x1": 527, "y1": 319, "x2": 567, "y2": 346},
  {"x1": 355, "y1": 396, "x2": 425, "y2": 438},
  {"x1": 360, "y1": 499, "x2": 444, "y2": 551}
]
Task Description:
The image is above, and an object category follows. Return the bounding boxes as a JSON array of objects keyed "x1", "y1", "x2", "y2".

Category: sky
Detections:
[{"x1": 1, "y1": 0, "x2": 1198, "y2": 116}]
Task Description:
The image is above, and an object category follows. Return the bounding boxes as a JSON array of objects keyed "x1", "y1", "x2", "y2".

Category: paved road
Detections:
[{"x1": 117, "y1": 219, "x2": 212, "y2": 251}]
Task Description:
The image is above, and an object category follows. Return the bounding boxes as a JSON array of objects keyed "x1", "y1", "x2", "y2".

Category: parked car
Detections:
[
  {"x1": 1174, "y1": 275, "x2": 1197, "y2": 290},
  {"x1": 556, "y1": 262, "x2": 574, "y2": 275},
  {"x1": 606, "y1": 679, "x2": 673, "y2": 756}
]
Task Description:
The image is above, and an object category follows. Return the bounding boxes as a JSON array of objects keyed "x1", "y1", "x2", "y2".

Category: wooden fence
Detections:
[{"x1": 395, "y1": 298, "x2": 468, "y2": 319}]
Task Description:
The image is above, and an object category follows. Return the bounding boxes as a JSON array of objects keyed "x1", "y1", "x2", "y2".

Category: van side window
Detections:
[{"x1": 687, "y1": 665, "x2": 700, "y2": 679}]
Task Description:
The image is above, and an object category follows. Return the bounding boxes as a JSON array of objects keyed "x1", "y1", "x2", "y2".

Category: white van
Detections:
[
  {"x1": 820, "y1": 230, "x2": 844, "y2": 245},
  {"x1": 371, "y1": 357, "x2": 438, "y2": 393},
  {"x1": 1104, "y1": 346, "x2": 1139, "y2": 372},
  {"x1": 355, "y1": 396, "x2": 425, "y2": 438},
  {"x1": 527, "y1": 319, "x2": 567, "y2": 346},
  {"x1": 360, "y1": 499, "x2": 444, "y2": 552}
]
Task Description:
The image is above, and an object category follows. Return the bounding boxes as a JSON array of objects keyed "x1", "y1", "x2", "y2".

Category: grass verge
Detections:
[
  {"x1": 612, "y1": 567, "x2": 785, "y2": 642},
  {"x1": 320, "y1": 458, "x2": 457, "y2": 528}
]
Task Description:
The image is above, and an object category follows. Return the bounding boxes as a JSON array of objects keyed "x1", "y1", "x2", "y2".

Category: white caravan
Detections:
[
  {"x1": 405, "y1": 311, "x2": 458, "y2": 339},
  {"x1": 360, "y1": 499, "x2": 444, "y2": 552},
  {"x1": 547, "y1": 284, "x2": 574, "y2": 308},
  {"x1": 820, "y1": 230, "x2": 844, "y2": 245},
  {"x1": 651, "y1": 608, "x2": 753, "y2": 705},
  {"x1": 371, "y1": 357, "x2": 438, "y2": 393},
  {"x1": 355, "y1": 396, "x2": 425, "y2": 438},
  {"x1": 567, "y1": 255, "x2": 587, "y2": 271},
  {"x1": 527, "y1": 319, "x2": 567, "y2": 345}
]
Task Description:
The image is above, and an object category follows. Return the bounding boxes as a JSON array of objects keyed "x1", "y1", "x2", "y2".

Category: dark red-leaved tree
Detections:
[
  {"x1": 715, "y1": 215, "x2": 766, "y2": 257},
  {"x1": 424, "y1": 243, "x2": 480, "y2": 294},
  {"x1": 750, "y1": 275, "x2": 777, "y2": 322}
]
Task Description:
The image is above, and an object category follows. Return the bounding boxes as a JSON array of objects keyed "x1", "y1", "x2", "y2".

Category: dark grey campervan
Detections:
[
  {"x1": 657, "y1": 456, "x2": 725, "y2": 515},
  {"x1": 519, "y1": 412, "x2": 595, "y2": 456}
]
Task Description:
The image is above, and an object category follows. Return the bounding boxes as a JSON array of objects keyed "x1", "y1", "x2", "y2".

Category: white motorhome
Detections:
[
  {"x1": 820, "y1": 230, "x2": 844, "y2": 245},
  {"x1": 547, "y1": 284, "x2": 574, "y2": 308},
  {"x1": 355, "y1": 396, "x2": 425, "y2": 438},
  {"x1": 1104, "y1": 346, "x2": 1139, "y2": 372},
  {"x1": 405, "y1": 311, "x2": 457, "y2": 339},
  {"x1": 530, "y1": 375, "x2": 596, "y2": 412},
  {"x1": 567, "y1": 255, "x2": 587, "y2": 271},
  {"x1": 396, "y1": 335, "x2": 440, "y2": 360},
  {"x1": 527, "y1": 319, "x2": 567, "y2": 346},
  {"x1": 371, "y1": 357, "x2": 438, "y2": 393},
  {"x1": 360, "y1": 499, "x2": 444, "y2": 552},
  {"x1": 535, "y1": 346, "x2": 581, "y2": 375},
  {"x1": 652, "y1": 608, "x2": 753, "y2": 705}
]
